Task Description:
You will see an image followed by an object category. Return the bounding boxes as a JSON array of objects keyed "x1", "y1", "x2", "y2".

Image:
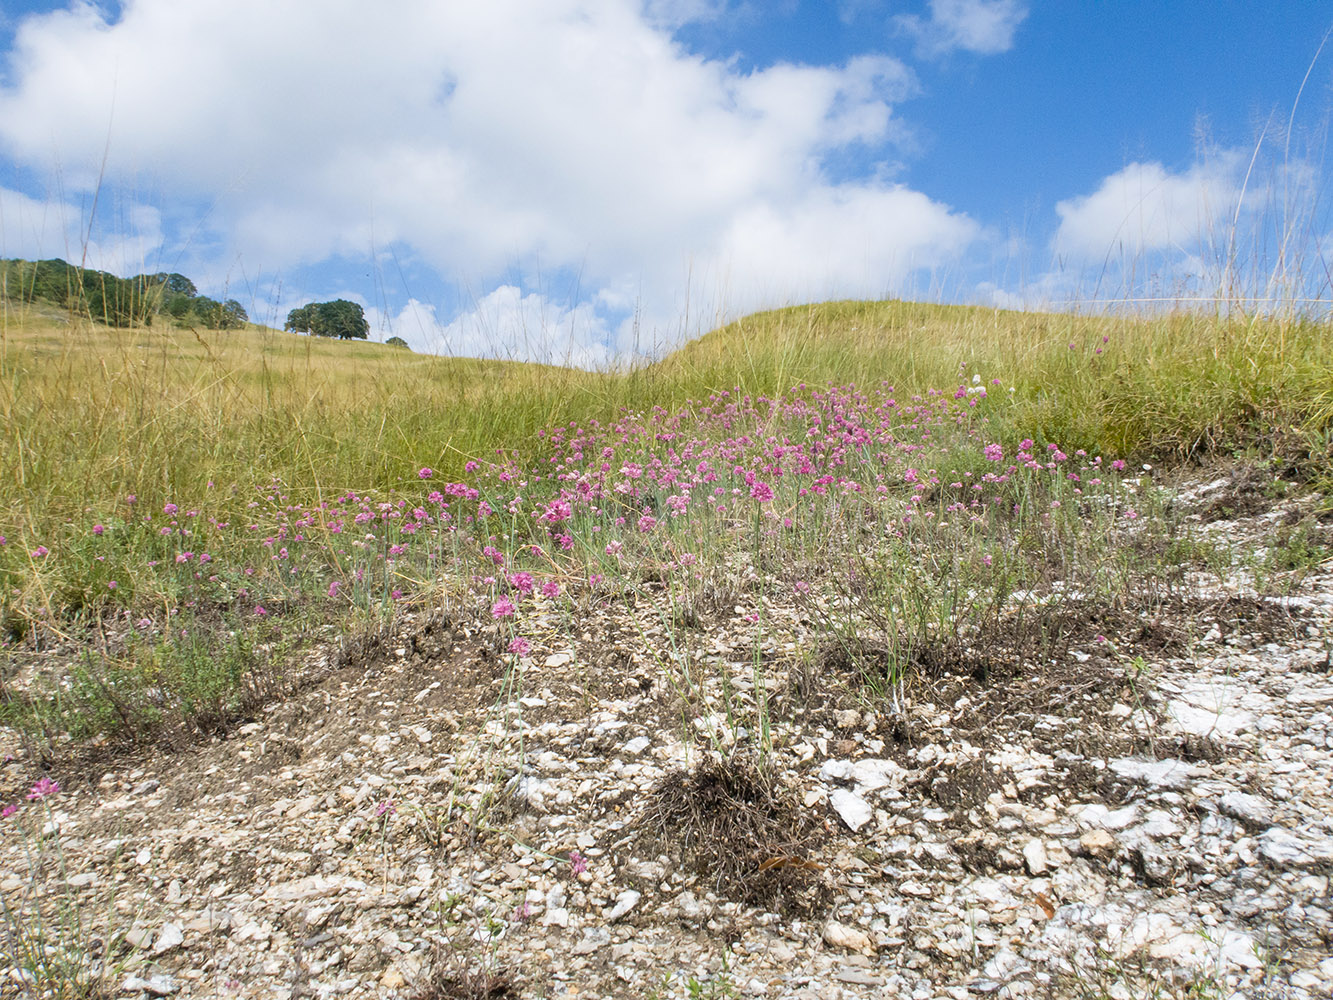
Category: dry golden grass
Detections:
[{"x1": 1, "y1": 296, "x2": 1329, "y2": 551}]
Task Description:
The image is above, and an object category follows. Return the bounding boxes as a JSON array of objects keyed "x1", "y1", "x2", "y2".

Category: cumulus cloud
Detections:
[
  {"x1": 1052, "y1": 158, "x2": 1243, "y2": 262},
  {"x1": 642, "y1": 0, "x2": 728, "y2": 28},
  {"x1": 377, "y1": 288, "x2": 616, "y2": 368},
  {"x1": 712, "y1": 184, "x2": 977, "y2": 307},
  {"x1": 0, "y1": 0, "x2": 982, "y2": 359},
  {"x1": 0, "y1": 185, "x2": 163, "y2": 273},
  {"x1": 897, "y1": 0, "x2": 1028, "y2": 58},
  {"x1": 1022, "y1": 148, "x2": 1331, "y2": 311}
]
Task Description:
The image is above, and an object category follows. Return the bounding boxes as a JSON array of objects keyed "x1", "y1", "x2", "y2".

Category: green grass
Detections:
[
  {"x1": 657, "y1": 300, "x2": 1333, "y2": 461},
  {"x1": 0, "y1": 294, "x2": 1329, "y2": 743},
  {"x1": 3, "y1": 298, "x2": 1328, "y2": 555}
]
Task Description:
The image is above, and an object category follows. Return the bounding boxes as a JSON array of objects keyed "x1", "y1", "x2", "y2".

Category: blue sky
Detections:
[{"x1": 0, "y1": 1, "x2": 1329, "y2": 362}]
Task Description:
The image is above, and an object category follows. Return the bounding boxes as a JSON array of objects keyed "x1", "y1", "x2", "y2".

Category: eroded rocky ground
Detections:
[{"x1": 2, "y1": 467, "x2": 1332, "y2": 1000}]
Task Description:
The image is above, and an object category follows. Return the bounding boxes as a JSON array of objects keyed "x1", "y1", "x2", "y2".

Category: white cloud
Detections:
[
  {"x1": 0, "y1": 185, "x2": 163, "y2": 273},
  {"x1": 1052, "y1": 157, "x2": 1242, "y2": 261},
  {"x1": 0, "y1": 185, "x2": 79, "y2": 260},
  {"x1": 711, "y1": 183, "x2": 977, "y2": 307},
  {"x1": 897, "y1": 0, "x2": 1028, "y2": 58},
  {"x1": 1017, "y1": 148, "x2": 1331, "y2": 312},
  {"x1": 377, "y1": 288, "x2": 616, "y2": 367},
  {"x1": 0, "y1": 0, "x2": 980, "y2": 357},
  {"x1": 642, "y1": 0, "x2": 727, "y2": 28}
]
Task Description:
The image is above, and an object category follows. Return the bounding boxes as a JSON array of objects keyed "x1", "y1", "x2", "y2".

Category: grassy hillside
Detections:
[
  {"x1": 3, "y1": 298, "x2": 1330, "y2": 567},
  {"x1": 0, "y1": 292, "x2": 1329, "y2": 751},
  {"x1": 651, "y1": 300, "x2": 1333, "y2": 461}
]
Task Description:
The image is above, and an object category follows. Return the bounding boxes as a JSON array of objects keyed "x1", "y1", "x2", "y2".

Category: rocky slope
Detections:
[{"x1": 2, "y1": 468, "x2": 1331, "y2": 1000}]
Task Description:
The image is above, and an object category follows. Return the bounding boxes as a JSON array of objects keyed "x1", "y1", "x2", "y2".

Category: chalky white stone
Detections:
[
  {"x1": 1259, "y1": 827, "x2": 1333, "y2": 868},
  {"x1": 605, "y1": 888, "x2": 641, "y2": 921},
  {"x1": 152, "y1": 922, "x2": 184, "y2": 955},
  {"x1": 1108, "y1": 757, "x2": 1197, "y2": 790},
  {"x1": 122, "y1": 975, "x2": 178, "y2": 996},
  {"x1": 1022, "y1": 838, "x2": 1049, "y2": 875},
  {"x1": 5, "y1": 473, "x2": 1333, "y2": 999},
  {"x1": 1219, "y1": 790, "x2": 1273, "y2": 826},
  {"x1": 829, "y1": 788, "x2": 873, "y2": 831},
  {"x1": 823, "y1": 920, "x2": 872, "y2": 952}
]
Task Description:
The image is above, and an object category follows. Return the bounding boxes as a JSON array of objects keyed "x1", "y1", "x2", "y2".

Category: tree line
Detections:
[
  {"x1": 2, "y1": 257, "x2": 394, "y2": 347},
  {"x1": 0, "y1": 257, "x2": 248, "y2": 329}
]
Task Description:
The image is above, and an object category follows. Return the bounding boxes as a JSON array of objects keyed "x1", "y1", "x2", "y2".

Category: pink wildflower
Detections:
[
  {"x1": 26, "y1": 777, "x2": 59, "y2": 800},
  {"x1": 749, "y1": 481, "x2": 775, "y2": 502},
  {"x1": 543, "y1": 499, "x2": 573, "y2": 524},
  {"x1": 92, "y1": 524, "x2": 105, "y2": 536},
  {"x1": 418, "y1": 467, "x2": 433, "y2": 479},
  {"x1": 491, "y1": 596, "x2": 516, "y2": 618},
  {"x1": 508, "y1": 636, "x2": 531, "y2": 657}
]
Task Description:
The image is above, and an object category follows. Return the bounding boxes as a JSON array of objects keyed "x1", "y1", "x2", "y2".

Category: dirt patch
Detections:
[
  {"x1": 411, "y1": 958, "x2": 518, "y2": 1000},
  {"x1": 641, "y1": 753, "x2": 831, "y2": 916},
  {"x1": 1196, "y1": 464, "x2": 1292, "y2": 522},
  {"x1": 927, "y1": 756, "x2": 1008, "y2": 815}
]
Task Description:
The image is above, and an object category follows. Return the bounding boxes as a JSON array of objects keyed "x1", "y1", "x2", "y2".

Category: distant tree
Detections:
[
  {"x1": 191, "y1": 296, "x2": 247, "y2": 329},
  {"x1": 163, "y1": 293, "x2": 194, "y2": 322},
  {"x1": 82, "y1": 270, "x2": 154, "y2": 327},
  {"x1": 284, "y1": 304, "x2": 314, "y2": 334},
  {"x1": 219, "y1": 298, "x2": 248, "y2": 328},
  {"x1": 27, "y1": 259, "x2": 80, "y2": 305},
  {"x1": 318, "y1": 299, "x2": 369, "y2": 340},
  {"x1": 385, "y1": 335, "x2": 409, "y2": 349},
  {"x1": 30, "y1": 259, "x2": 80, "y2": 306},
  {"x1": 162, "y1": 273, "x2": 197, "y2": 297},
  {"x1": 285, "y1": 299, "x2": 369, "y2": 340},
  {"x1": 2, "y1": 257, "x2": 156, "y2": 326},
  {"x1": 191, "y1": 296, "x2": 221, "y2": 324},
  {"x1": 144, "y1": 272, "x2": 197, "y2": 297}
]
